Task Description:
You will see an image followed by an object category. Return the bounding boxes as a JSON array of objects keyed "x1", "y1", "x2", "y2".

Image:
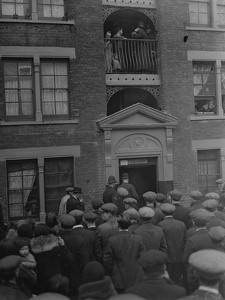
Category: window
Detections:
[
  {"x1": 1, "y1": 0, "x2": 30, "y2": 17},
  {"x1": 189, "y1": 1, "x2": 210, "y2": 26},
  {"x1": 3, "y1": 60, "x2": 34, "y2": 119},
  {"x1": 193, "y1": 61, "x2": 216, "y2": 114},
  {"x1": 222, "y1": 62, "x2": 225, "y2": 113},
  {"x1": 197, "y1": 150, "x2": 220, "y2": 194},
  {"x1": 44, "y1": 157, "x2": 73, "y2": 213},
  {"x1": 7, "y1": 160, "x2": 39, "y2": 219},
  {"x1": 41, "y1": 60, "x2": 69, "y2": 117},
  {"x1": 217, "y1": 0, "x2": 225, "y2": 27},
  {"x1": 37, "y1": 0, "x2": 64, "y2": 19}
]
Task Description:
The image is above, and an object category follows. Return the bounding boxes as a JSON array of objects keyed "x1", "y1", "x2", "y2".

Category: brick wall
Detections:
[{"x1": 0, "y1": 0, "x2": 107, "y2": 220}]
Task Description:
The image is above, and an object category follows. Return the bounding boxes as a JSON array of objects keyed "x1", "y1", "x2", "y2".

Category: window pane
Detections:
[
  {"x1": 42, "y1": 76, "x2": 55, "y2": 88},
  {"x1": 20, "y1": 90, "x2": 32, "y2": 102},
  {"x1": 20, "y1": 76, "x2": 32, "y2": 89},
  {"x1": 55, "y1": 76, "x2": 68, "y2": 88},
  {"x1": 41, "y1": 63, "x2": 54, "y2": 75},
  {"x1": 21, "y1": 102, "x2": 33, "y2": 115},
  {"x1": 42, "y1": 102, "x2": 56, "y2": 115},
  {"x1": 5, "y1": 90, "x2": 18, "y2": 102},
  {"x1": 56, "y1": 102, "x2": 68, "y2": 114},
  {"x1": 55, "y1": 63, "x2": 67, "y2": 75},
  {"x1": 52, "y1": 5, "x2": 64, "y2": 17},
  {"x1": 2, "y1": 3, "x2": 15, "y2": 15},
  {"x1": 6, "y1": 103, "x2": 19, "y2": 116},
  {"x1": 43, "y1": 5, "x2": 51, "y2": 17},
  {"x1": 42, "y1": 89, "x2": 54, "y2": 102},
  {"x1": 5, "y1": 76, "x2": 18, "y2": 89},
  {"x1": 52, "y1": 0, "x2": 64, "y2": 4},
  {"x1": 4, "y1": 62, "x2": 17, "y2": 75}
]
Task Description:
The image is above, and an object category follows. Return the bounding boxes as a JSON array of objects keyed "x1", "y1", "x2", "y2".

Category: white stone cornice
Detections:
[{"x1": 102, "y1": 0, "x2": 156, "y2": 9}]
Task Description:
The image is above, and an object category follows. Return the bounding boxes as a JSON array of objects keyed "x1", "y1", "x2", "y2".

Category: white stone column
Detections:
[
  {"x1": 32, "y1": 0, "x2": 38, "y2": 21},
  {"x1": 215, "y1": 60, "x2": 223, "y2": 116},
  {"x1": 38, "y1": 157, "x2": 46, "y2": 222},
  {"x1": 211, "y1": 0, "x2": 217, "y2": 28},
  {"x1": 34, "y1": 56, "x2": 42, "y2": 122}
]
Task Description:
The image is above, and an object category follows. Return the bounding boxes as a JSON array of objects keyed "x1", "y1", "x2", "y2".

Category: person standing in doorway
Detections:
[
  {"x1": 120, "y1": 173, "x2": 139, "y2": 202},
  {"x1": 103, "y1": 176, "x2": 118, "y2": 204}
]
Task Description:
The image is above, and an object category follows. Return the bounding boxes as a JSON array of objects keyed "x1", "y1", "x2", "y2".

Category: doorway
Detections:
[{"x1": 119, "y1": 157, "x2": 157, "y2": 207}]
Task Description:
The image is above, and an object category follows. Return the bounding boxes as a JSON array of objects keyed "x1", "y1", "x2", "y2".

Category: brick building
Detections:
[{"x1": 0, "y1": 0, "x2": 224, "y2": 221}]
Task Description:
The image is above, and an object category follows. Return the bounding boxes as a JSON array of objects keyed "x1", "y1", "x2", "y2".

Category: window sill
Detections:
[
  {"x1": 190, "y1": 114, "x2": 225, "y2": 121},
  {"x1": 0, "y1": 18, "x2": 75, "y2": 25},
  {"x1": 0, "y1": 119, "x2": 78, "y2": 126},
  {"x1": 186, "y1": 26, "x2": 225, "y2": 32}
]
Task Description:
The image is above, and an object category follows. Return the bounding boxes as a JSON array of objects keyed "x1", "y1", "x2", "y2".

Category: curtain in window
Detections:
[
  {"x1": 222, "y1": 69, "x2": 225, "y2": 91},
  {"x1": 193, "y1": 63, "x2": 212, "y2": 96},
  {"x1": 2, "y1": 0, "x2": 26, "y2": 16},
  {"x1": 41, "y1": 0, "x2": 64, "y2": 18}
]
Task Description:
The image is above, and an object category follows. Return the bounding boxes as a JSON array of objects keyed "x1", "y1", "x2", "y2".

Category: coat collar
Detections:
[{"x1": 30, "y1": 234, "x2": 59, "y2": 254}]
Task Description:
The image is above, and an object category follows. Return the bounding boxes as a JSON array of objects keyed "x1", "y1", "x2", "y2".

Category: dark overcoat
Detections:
[{"x1": 173, "y1": 204, "x2": 192, "y2": 229}]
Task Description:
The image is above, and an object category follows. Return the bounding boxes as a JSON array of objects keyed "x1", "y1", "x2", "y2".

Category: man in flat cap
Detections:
[
  {"x1": 134, "y1": 207, "x2": 167, "y2": 253},
  {"x1": 119, "y1": 173, "x2": 139, "y2": 202},
  {"x1": 83, "y1": 211, "x2": 98, "y2": 231},
  {"x1": 158, "y1": 203, "x2": 187, "y2": 287},
  {"x1": 126, "y1": 250, "x2": 186, "y2": 300},
  {"x1": 91, "y1": 199, "x2": 104, "y2": 227},
  {"x1": 59, "y1": 214, "x2": 89, "y2": 294},
  {"x1": 103, "y1": 215, "x2": 145, "y2": 292},
  {"x1": 214, "y1": 178, "x2": 225, "y2": 198},
  {"x1": 123, "y1": 208, "x2": 140, "y2": 233},
  {"x1": 115, "y1": 187, "x2": 128, "y2": 215},
  {"x1": 208, "y1": 226, "x2": 225, "y2": 252},
  {"x1": 96, "y1": 203, "x2": 119, "y2": 252},
  {"x1": 103, "y1": 176, "x2": 118, "y2": 205},
  {"x1": 59, "y1": 186, "x2": 75, "y2": 215},
  {"x1": 178, "y1": 250, "x2": 225, "y2": 300},
  {"x1": 123, "y1": 197, "x2": 138, "y2": 211},
  {"x1": 170, "y1": 190, "x2": 192, "y2": 230},
  {"x1": 203, "y1": 199, "x2": 225, "y2": 229},
  {"x1": 189, "y1": 191, "x2": 204, "y2": 211}
]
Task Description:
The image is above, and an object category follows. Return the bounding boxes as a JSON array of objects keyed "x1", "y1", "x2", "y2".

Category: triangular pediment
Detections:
[{"x1": 97, "y1": 103, "x2": 178, "y2": 130}]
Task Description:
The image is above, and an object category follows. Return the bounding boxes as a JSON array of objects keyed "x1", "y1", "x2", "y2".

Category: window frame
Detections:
[
  {"x1": 3, "y1": 58, "x2": 35, "y2": 121},
  {"x1": 189, "y1": 0, "x2": 211, "y2": 27},
  {"x1": 44, "y1": 157, "x2": 74, "y2": 213},
  {"x1": 40, "y1": 59, "x2": 70, "y2": 119},
  {"x1": 197, "y1": 149, "x2": 221, "y2": 194},
  {"x1": 193, "y1": 61, "x2": 216, "y2": 115},
  {"x1": 217, "y1": 0, "x2": 225, "y2": 27},
  {"x1": 0, "y1": 0, "x2": 32, "y2": 19},
  {"x1": 37, "y1": 0, "x2": 65, "y2": 21},
  {"x1": 7, "y1": 159, "x2": 39, "y2": 220}
]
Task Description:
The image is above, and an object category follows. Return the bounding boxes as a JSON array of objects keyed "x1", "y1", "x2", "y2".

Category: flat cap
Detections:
[
  {"x1": 143, "y1": 191, "x2": 156, "y2": 202},
  {"x1": 169, "y1": 189, "x2": 182, "y2": 201},
  {"x1": 83, "y1": 211, "x2": 97, "y2": 221},
  {"x1": 0, "y1": 255, "x2": 22, "y2": 275},
  {"x1": 31, "y1": 293, "x2": 70, "y2": 300},
  {"x1": 59, "y1": 214, "x2": 75, "y2": 227},
  {"x1": 139, "y1": 207, "x2": 155, "y2": 219},
  {"x1": 156, "y1": 193, "x2": 166, "y2": 203},
  {"x1": 160, "y1": 203, "x2": 176, "y2": 214},
  {"x1": 65, "y1": 186, "x2": 74, "y2": 192},
  {"x1": 216, "y1": 179, "x2": 224, "y2": 184},
  {"x1": 203, "y1": 199, "x2": 219, "y2": 211},
  {"x1": 100, "y1": 203, "x2": 118, "y2": 214},
  {"x1": 139, "y1": 250, "x2": 167, "y2": 271},
  {"x1": 190, "y1": 209, "x2": 210, "y2": 226},
  {"x1": 208, "y1": 226, "x2": 225, "y2": 242},
  {"x1": 123, "y1": 197, "x2": 137, "y2": 205},
  {"x1": 189, "y1": 190, "x2": 202, "y2": 200},
  {"x1": 117, "y1": 187, "x2": 129, "y2": 197},
  {"x1": 122, "y1": 173, "x2": 129, "y2": 179},
  {"x1": 205, "y1": 192, "x2": 220, "y2": 201},
  {"x1": 69, "y1": 209, "x2": 84, "y2": 219},
  {"x1": 123, "y1": 208, "x2": 139, "y2": 220},
  {"x1": 91, "y1": 199, "x2": 104, "y2": 209},
  {"x1": 189, "y1": 249, "x2": 225, "y2": 279}
]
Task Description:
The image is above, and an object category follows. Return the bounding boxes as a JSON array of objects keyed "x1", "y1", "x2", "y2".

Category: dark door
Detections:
[{"x1": 119, "y1": 158, "x2": 157, "y2": 207}]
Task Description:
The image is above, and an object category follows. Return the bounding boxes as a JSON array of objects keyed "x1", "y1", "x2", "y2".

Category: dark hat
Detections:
[
  {"x1": 208, "y1": 226, "x2": 225, "y2": 242},
  {"x1": 65, "y1": 186, "x2": 74, "y2": 192},
  {"x1": 14, "y1": 238, "x2": 29, "y2": 251},
  {"x1": 91, "y1": 199, "x2": 104, "y2": 209},
  {"x1": 123, "y1": 208, "x2": 139, "y2": 220},
  {"x1": 139, "y1": 250, "x2": 167, "y2": 273},
  {"x1": 34, "y1": 224, "x2": 50, "y2": 237},
  {"x1": 123, "y1": 197, "x2": 137, "y2": 205},
  {"x1": 143, "y1": 191, "x2": 156, "y2": 202},
  {"x1": 203, "y1": 199, "x2": 219, "y2": 212},
  {"x1": 156, "y1": 193, "x2": 166, "y2": 203},
  {"x1": 160, "y1": 203, "x2": 176, "y2": 214},
  {"x1": 139, "y1": 207, "x2": 155, "y2": 219},
  {"x1": 16, "y1": 219, "x2": 28, "y2": 230},
  {"x1": 59, "y1": 214, "x2": 75, "y2": 227},
  {"x1": 82, "y1": 261, "x2": 104, "y2": 284},
  {"x1": 69, "y1": 210, "x2": 84, "y2": 219},
  {"x1": 169, "y1": 189, "x2": 182, "y2": 201},
  {"x1": 74, "y1": 187, "x2": 82, "y2": 194},
  {"x1": 17, "y1": 223, "x2": 33, "y2": 238},
  {"x1": 0, "y1": 255, "x2": 22, "y2": 276},
  {"x1": 205, "y1": 192, "x2": 220, "y2": 201},
  {"x1": 108, "y1": 175, "x2": 116, "y2": 184},
  {"x1": 122, "y1": 173, "x2": 129, "y2": 179},
  {"x1": 190, "y1": 209, "x2": 210, "y2": 226},
  {"x1": 189, "y1": 190, "x2": 202, "y2": 201},
  {"x1": 83, "y1": 211, "x2": 97, "y2": 222},
  {"x1": 31, "y1": 293, "x2": 70, "y2": 300},
  {"x1": 117, "y1": 187, "x2": 129, "y2": 196},
  {"x1": 189, "y1": 249, "x2": 225, "y2": 280},
  {"x1": 100, "y1": 203, "x2": 118, "y2": 214}
]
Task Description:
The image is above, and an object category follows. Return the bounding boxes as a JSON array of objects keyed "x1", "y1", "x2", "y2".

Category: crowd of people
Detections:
[{"x1": 1, "y1": 174, "x2": 225, "y2": 300}]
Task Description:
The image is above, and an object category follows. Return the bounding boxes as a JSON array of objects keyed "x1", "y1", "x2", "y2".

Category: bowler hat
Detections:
[
  {"x1": 108, "y1": 175, "x2": 116, "y2": 184},
  {"x1": 122, "y1": 173, "x2": 129, "y2": 180},
  {"x1": 65, "y1": 186, "x2": 74, "y2": 193}
]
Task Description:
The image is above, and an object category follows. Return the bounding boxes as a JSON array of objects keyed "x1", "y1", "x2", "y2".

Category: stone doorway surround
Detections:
[{"x1": 96, "y1": 103, "x2": 178, "y2": 193}]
